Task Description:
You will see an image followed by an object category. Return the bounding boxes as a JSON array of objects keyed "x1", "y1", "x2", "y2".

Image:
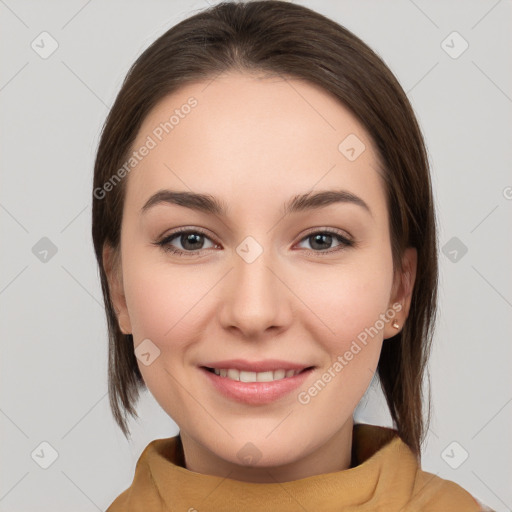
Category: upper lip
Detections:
[{"x1": 200, "y1": 359, "x2": 314, "y2": 372}]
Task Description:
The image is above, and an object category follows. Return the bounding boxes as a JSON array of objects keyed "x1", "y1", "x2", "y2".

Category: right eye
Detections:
[{"x1": 154, "y1": 228, "x2": 218, "y2": 256}]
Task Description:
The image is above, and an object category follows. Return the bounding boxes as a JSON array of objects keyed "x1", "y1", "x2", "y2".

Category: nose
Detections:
[{"x1": 218, "y1": 242, "x2": 293, "y2": 339}]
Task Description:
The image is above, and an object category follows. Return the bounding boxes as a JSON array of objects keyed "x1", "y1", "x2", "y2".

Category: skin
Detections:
[{"x1": 104, "y1": 71, "x2": 417, "y2": 483}]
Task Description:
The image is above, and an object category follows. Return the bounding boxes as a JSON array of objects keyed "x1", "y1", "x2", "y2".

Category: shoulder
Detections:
[
  {"x1": 408, "y1": 468, "x2": 495, "y2": 511},
  {"x1": 105, "y1": 438, "x2": 169, "y2": 511}
]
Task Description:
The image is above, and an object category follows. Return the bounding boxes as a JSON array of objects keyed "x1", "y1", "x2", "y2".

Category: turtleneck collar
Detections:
[{"x1": 107, "y1": 423, "x2": 487, "y2": 511}]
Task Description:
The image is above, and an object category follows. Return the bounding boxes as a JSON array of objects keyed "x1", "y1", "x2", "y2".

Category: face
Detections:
[{"x1": 104, "y1": 71, "x2": 416, "y2": 480}]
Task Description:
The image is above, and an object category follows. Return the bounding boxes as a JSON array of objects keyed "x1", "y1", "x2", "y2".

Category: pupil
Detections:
[
  {"x1": 182, "y1": 233, "x2": 203, "y2": 250},
  {"x1": 311, "y1": 233, "x2": 332, "y2": 250}
]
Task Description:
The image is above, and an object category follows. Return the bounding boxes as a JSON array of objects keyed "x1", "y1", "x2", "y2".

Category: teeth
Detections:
[{"x1": 212, "y1": 368, "x2": 302, "y2": 382}]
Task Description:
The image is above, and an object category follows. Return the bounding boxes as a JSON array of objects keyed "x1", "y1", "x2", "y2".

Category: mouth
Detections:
[
  {"x1": 199, "y1": 363, "x2": 316, "y2": 405},
  {"x1": 201, "y1": 366, "x2": 315, "y2": 383}
]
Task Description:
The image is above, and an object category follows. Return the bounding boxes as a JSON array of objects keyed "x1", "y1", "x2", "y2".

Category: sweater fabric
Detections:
[{"x1": 106, "y1": 423, "x2": 493, "y2": 511}]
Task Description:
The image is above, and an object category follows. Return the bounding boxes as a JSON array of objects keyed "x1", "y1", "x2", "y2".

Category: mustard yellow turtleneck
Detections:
[{"x1": 106, "y1": 423, "x2": 492, "y2": 511}]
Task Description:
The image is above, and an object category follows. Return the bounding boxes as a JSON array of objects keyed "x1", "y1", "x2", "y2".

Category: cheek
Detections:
[
  {"x1": 295, "y1": 261, "x2": 393, "y2": 413},
  {"x1": 121, "y1": 256, "x2": 212, "y2": 404},
  {"x1": 122, "y1": 254, "x2": 215, "y2": 347},
  {"x1": 311, "y1": 262, "x2": 392, "y2": 330}
]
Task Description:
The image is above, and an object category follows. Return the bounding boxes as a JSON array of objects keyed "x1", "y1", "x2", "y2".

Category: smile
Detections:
[
  {"x1": 204, "y1": 367, "x2": 309, "y2": 382},
  {"x1": 199, "y1": 365, "x2": 316, "y2": 405}
]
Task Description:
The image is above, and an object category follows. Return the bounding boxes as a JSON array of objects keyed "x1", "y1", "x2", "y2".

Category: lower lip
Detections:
[{"x1": 200, "y1": 367, "x2": 315, "y2": 405}]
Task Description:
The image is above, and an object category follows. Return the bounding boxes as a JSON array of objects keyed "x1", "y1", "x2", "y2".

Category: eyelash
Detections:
[{"x1": 153, "y1": 227, "x2": 355, "y2": 257}]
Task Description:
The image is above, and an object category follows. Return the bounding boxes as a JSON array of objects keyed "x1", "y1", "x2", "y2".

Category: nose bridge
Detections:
[{"x1": 220, "y1": 234, "x2": 290, "y2": 335}]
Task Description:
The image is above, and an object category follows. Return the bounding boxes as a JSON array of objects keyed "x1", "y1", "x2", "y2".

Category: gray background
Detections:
[{"x1": 1, "y1": 0, "x2": 511, "y2": 510}]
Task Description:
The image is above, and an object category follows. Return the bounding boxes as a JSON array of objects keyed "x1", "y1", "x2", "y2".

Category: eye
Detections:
[
  {"x1": 153, "y1": 227, "x2": 354, "y2": 257},
  {"x1": 154, "y1": 228, "x2": 218, "y2": 257},
  {"x1": 295, "y1": 229, "x2": 354, "y2": 255}
]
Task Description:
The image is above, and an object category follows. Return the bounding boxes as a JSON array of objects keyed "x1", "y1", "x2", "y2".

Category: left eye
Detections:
[
  {"x1": 155, "y1": 229, "x2": 353, "y2": 256},
  {"x1": 296, "y1": 231, "x2": 353, "y2": 253}
]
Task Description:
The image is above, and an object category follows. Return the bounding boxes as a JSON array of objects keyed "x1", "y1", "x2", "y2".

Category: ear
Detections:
[
  {"x1": 383, "y1": 247, "x2": 417, "y2": 340},
  {"x1": 103, "y1": 243, "x2": 132, "y2": 335}
]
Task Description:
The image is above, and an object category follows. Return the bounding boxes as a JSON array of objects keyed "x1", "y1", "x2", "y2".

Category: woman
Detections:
[{"x1": 92, "y1": 1, "x2": 493, "y2": 510}]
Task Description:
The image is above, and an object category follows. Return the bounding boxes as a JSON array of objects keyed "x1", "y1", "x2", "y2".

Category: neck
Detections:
[{"x1": 179, "y1": 417, "x2": 354, "y2": 483}]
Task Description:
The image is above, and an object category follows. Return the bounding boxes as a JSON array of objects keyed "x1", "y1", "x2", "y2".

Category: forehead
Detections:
[{"x1": 124, "y1": 71, "x2": 386, "y2": 221}]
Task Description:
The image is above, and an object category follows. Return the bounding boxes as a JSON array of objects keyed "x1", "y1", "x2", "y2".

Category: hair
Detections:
[{"x1": 92, "y1": 0, "x2": 437, "y2": 458}]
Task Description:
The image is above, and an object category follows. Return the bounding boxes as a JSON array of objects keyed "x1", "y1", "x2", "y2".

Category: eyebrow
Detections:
[{"x1": 140, "y1": 188, "x2": 372, "y2": 218}]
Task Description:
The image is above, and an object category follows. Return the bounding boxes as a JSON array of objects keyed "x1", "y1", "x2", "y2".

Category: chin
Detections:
[{"x1": 213, "y1": 430, "x2": 306, "y2": 468}]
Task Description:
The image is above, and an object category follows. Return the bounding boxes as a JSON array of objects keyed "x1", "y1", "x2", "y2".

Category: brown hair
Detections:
[{"x1": 92, "y1": 0, "x2": 437, "y2": 458}]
